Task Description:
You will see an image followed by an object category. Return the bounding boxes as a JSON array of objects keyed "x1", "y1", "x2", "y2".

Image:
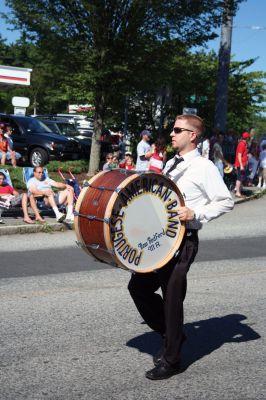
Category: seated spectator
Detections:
[
  {"x1": 4, "y1": 125, "x2": 22, "y2": 168},
  {"x1": 0, "y1": 126, "x2": 8, "y2": 166},
  {"x1": 26, "y1": 166, "x2": 75, "y2": 223},
  {"x1": 124, "y1": 154, "x2": 135, "y2": 170},
  {"x1": 0, "y1": 171, "x2": 44, "y2": 224},
  {"x1": 102, "y1": 153, "x2": 114, "y2": 171},
  {"x1": 119, "y1": 151, "x2": 133, "y2": 168}
]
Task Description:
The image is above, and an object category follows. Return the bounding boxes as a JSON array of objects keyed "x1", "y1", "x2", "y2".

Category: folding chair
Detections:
[{"x1": 0, "y1": 169, "x2": 23, "y2": 220}]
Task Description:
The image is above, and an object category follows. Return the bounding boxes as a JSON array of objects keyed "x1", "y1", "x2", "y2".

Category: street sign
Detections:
[
  {"x1": 14, "y1": 106, "x2": 27, "y2": 116},
  {"x1": 12, "y1": 96, "x2": 30, "y2": 107}
]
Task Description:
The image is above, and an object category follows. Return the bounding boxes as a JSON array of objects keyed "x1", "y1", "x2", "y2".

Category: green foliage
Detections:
[{"x1": 46, "y1": 160, "x2": 89, "y2": 174}]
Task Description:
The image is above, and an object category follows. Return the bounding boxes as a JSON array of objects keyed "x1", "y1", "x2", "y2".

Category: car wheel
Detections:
[{"x1": 29, "y1": 147, "x2": 49, "y2": 166}]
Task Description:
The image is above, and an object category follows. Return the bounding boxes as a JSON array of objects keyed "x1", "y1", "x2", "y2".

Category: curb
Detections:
[{"x1": 0, "y1": 221, "x2": 70, "y2": 236}]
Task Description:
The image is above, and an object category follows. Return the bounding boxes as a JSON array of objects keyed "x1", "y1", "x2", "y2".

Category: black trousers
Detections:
[{"x1": 128, "y1": 230, "x2": 199, "y2": 366}]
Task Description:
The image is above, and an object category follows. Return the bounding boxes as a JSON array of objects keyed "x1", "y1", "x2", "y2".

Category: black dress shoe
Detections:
[
  {"x1": 153, "y1": 334, "x2": 186, "y2": 366},
  {"x1": 146, "y1": 362, "x2": 182, "y2": 380}
]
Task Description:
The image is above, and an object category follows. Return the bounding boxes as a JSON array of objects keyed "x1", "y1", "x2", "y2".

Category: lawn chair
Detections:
[
  {"x1": 0, "y1": 169, "x2": 24, "y2": 220},
  {"x1": 22, "y1": 167, "x2": 64, "y2": 215}
]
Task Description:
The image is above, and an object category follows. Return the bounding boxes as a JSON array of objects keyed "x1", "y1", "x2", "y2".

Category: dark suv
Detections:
[
  {"x1": 37, "y1": 117, "x2": 91, "y2": 159},
  {"x1": 0, "y1": 114, "x2": 82, "y2": 166}
]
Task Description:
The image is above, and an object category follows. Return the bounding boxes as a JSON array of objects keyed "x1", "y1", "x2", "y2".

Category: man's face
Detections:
[
  {"x1": 34, "y1": 168, "x2": 44, "y2": 180},
  {"x1": 170, "y1": 119, "x2": 197, "y2": 155},
  {"x1": 143, "y1": 134, "x2": 150, "y2": 142},
  {"x1": 0, "y1": 175, "x2": 4, "y2": 186}
]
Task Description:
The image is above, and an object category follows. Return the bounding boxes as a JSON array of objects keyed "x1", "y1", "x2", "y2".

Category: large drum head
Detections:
[{"x1": 107, "y1": 172, "x2": 185, "y2": 273}]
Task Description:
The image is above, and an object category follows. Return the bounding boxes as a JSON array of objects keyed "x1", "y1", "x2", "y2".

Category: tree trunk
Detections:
[{"x1": 88, "y1": 92, "x2": 105, "y2": 177}]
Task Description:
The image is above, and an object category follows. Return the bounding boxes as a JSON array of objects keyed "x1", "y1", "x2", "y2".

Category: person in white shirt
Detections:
[
  {"x1": 135, "y1": 130, "x2": 153, "y2": 171},
  {"x1": 257, "y1": 144, "x2": 266, "y2": 188},
  {"x1": 27, "y1": 166, "x2": 75, "y2": 223},
  {"x1": 128, "y1": 114, "x2": 234, "y2": 380},
  {"x1": 212, "y1": 132, "x2": 230, "y2": 178}
]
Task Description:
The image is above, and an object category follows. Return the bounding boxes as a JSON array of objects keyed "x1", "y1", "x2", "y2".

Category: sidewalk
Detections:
[{"x1": 0, "y1": 186, "x2": 264, "y2": 236}]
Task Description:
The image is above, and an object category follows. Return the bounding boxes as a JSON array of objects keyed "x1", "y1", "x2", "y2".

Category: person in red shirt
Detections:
[
  {"x1": 0, "y1": 127, "x2": 8, "y2": 165},
  {"x1": 234, "y1": 131, "x2": 251, "y2": 197},
  {"x1": 0, "y1": 172, "x2": 45, "y2": 224}
]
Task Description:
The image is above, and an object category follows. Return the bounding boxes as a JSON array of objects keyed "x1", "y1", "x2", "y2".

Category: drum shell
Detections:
[{"x1": 75, "y1": 170, "x2": 135, "y2": 265}]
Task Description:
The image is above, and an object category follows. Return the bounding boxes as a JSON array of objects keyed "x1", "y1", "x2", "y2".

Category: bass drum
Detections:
[{"x1": 74, "y1": 169, "x2": 185, "y2": 273}]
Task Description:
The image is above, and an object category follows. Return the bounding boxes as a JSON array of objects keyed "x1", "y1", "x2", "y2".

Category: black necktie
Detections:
[{"x1": 165, "y1": 156, "x2": 184, "y2": 176}]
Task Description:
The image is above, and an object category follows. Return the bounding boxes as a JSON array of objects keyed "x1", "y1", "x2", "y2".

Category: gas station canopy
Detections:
[{"x1": 0, "y1": 65, "x2": 32, "y2": 90}]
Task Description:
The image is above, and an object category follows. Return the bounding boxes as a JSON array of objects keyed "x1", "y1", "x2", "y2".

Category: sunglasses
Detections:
[{"x1": 173, "y1": 127, "x2": 194, "y2": 134}]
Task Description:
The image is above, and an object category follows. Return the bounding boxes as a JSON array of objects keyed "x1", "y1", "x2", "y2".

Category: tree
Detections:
[{"x1": 5, "y1": 0, "x2": 242, "y2": 174}]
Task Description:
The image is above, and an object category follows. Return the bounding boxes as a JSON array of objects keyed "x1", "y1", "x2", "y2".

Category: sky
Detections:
[{"x1": 0, "y1": 0, "x2": 265, "y2": 73}]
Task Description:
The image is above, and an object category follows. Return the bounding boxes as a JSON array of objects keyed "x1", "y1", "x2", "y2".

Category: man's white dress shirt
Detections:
[{"x1": 163, "y1": 149, "x2": 234, "y2": 230}]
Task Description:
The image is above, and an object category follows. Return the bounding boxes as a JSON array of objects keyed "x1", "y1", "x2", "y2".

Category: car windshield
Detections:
[
  {"x1": 19, "y1": 118, "x2": 52, "y2": 133},
  {"x1": 40, "y1": 121, "x2": 61, "y2": 134},
  {"x1": 57, "y1": 123, "x2": 77, "y2": 137}
]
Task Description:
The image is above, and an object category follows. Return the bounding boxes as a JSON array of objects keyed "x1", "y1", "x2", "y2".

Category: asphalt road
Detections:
[{"x1": 0, "y1": 197, "x2": 265, "y2": 400}]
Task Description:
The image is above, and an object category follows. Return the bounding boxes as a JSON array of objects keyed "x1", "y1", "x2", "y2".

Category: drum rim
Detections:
[{"x1": 103, "y1": 171, "x2": 186, "y2": 273}]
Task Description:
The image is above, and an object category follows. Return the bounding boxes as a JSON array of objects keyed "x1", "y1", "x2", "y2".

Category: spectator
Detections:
[
  {"x1": 119, "y1": 151, "x2": 132, "y2": 168},
  {"x1": 0, "y1": 127, "x2": 8, "y2": 165},
  {"x1": 124, "y1": 154, "x2": 135, "y2": 170},
  {"x1": 257, "y1": 144, "x2": 266, "y2": 189},
  {"x1": 259, "y1": 135, "x2": 266, "y2": 152},
  {"x1": 234, "y1": 131, "x2": 251, "y2": 198},
  {"x1": 247, "y1": 139, "x2": 260, "y2": 186},
  {"x1": 212, "y1": 133, "x2": 230, "y2": 178},
  {"x1": 4, "y1": 125, "x2": 22, "y2": 168},
  {"x1": 222, "y1": 129, "x2": 237, "y2": 164},
  {"x1": 102, "y1": 153, "x2": 114, "y2": 171},
  {"x1": 26, "y1": 166, "x2": 74, "y2": 223},
  {"x1": 148, "y1": 137, "x2": 167, "y2": 173},
  {"x1": 0, "y1": 171, "x2": 45, "y2": 224},
  {"x1": 136, "y1": 130, "x2": 152, "y2": 171},
  {"x1": 111, "y1": 155, "x2": 119, "y2": 168}
]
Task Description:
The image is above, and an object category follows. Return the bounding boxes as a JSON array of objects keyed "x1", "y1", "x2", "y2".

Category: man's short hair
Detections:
[
  {"x1": 33, "y1": 166, "x2": 44, "y2": 172},
  {"x1": 175, "y1": 114, "x2": 205, "y2": 138}
]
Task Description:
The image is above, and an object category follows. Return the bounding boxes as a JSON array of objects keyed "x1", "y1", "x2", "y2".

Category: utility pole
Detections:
[{"x1": 214, "y1": 3, "x2": 233, "y2": 132}]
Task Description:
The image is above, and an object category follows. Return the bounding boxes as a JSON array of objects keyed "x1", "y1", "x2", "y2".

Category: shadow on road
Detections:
[{"x1": 126, "y1": 314, "x2": 261, "y2": 368}]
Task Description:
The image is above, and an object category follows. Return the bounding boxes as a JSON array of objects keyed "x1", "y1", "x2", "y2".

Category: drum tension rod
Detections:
[
  {"x1": 74, "y1": 211, "x2": 110, "y2": 224},
  {"x1": 86, "y1": 183, "x2": 121, "y2": 193}
]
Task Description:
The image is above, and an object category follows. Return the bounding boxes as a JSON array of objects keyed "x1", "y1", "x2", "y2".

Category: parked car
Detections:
[
  {"x1": 0, "y1": 114, "x2": 82, "y2": 166},
  {"x1": 56, "y1": 114, "x2": 94, "y2": 136},
  {"x1": 37, "y1": 118, "x2": 91, "y2": 159}
]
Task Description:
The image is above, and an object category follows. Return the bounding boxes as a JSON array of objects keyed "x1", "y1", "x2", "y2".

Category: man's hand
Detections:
[
  {"x1": 42, "y1": 189, "x2": 54, "y2": 196},
  {"x1": 177, "y1": 206, "x2": 195, "y2": 221}
]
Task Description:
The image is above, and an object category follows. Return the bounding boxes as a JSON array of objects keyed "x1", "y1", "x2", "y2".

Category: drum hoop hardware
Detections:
[
  {"x1": 86, "y1": 183, "x2": 121, "y2": 193},
  {"x1": 76, "y1": 240, "x2": 115, "y2": 254},
  {"x1": 74, "y1": 211, "x2": 110, "y2": 224}
]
